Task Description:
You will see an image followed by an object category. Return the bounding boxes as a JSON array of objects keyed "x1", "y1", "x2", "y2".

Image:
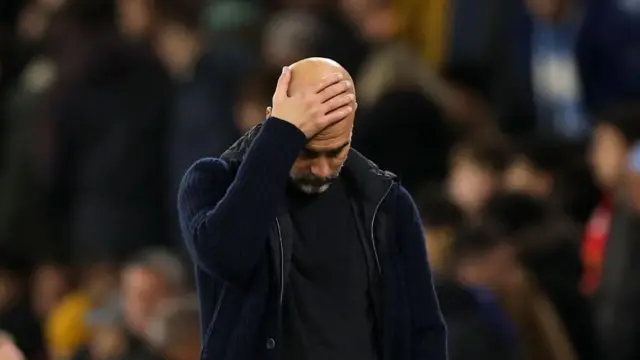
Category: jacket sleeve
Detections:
[
  {"x1": 177, "y1": 118, "x2": 306, "y2": 284},
  {"x1": 394, "y1": 185, "x2": 448, "y2": 360}
]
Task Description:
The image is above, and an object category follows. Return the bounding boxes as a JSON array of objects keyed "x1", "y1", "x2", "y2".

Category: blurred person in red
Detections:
[
  {"x1": 587, "y1": 105, "x2": 640, "y2": 360},
  {"x1": 584, "y1": 105, "x2": 640, "y2": 295},
  {"x1": 178, "y1": 58, "x2": 446, "y2": 360}
]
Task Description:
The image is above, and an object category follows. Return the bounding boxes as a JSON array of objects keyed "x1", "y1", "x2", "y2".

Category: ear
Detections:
[{"x1": 266, "y1": 106, "x2": 272, "y2": 119}]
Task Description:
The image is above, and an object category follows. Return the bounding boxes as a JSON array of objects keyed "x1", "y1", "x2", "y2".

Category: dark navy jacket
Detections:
[{"x1": 177, "y1": 117, "x2": 447, "y2": 360}]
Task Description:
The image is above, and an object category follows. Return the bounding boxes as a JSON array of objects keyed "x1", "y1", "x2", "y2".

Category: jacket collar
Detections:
[{"x1": 220, "y1": 121, "x2": 398, "y2": 204}]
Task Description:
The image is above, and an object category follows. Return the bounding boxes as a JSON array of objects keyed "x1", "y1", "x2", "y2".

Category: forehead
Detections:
[{"x1": 307, "y1": 118, "x2": 353, "y2": 151}]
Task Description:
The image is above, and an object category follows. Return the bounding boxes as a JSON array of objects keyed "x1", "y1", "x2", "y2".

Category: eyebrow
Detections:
[{"x1": 303, "y1": 141, "x2": 351, "y2": 156}]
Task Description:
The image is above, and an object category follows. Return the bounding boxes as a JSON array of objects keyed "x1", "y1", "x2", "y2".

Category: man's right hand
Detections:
[{"x1": 270, "y1": 66, "x2": 355, "y2": 138}]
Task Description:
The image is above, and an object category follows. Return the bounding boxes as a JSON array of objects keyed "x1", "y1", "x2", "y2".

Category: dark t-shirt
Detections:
[{"x1": 281, "y1": 178, "x2": 378, "y2": 360}]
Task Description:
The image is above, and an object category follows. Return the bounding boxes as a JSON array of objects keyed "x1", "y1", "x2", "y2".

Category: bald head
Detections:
[
  {"x1": 288, "y1": 57, "x2": 354, "y2": 95},
  {"x1": 287, "y1": 57, "x2": 356, "y2": 140},
  {"x1": 278, "y1": 57, "x2": 356, "y2": 194}
]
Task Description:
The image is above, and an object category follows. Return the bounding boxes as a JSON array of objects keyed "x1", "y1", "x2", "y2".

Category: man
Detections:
[{"x1": 177, "y1": 57, "x2": 446, "y2": 360}]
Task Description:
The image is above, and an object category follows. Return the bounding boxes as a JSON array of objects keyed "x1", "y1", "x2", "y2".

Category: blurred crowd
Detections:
[{"x1": 1, "y1": 0, "x2": 640, "y2": 359}]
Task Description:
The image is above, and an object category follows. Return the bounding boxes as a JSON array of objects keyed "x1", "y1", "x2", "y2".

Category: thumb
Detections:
[{"x1": 273, "y1": 66, "x2": 291, "y2": 101}]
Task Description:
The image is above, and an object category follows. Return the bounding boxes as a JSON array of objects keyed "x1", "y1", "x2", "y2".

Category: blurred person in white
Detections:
[
  {"x1": 586, "y1": 105, "x2": 640, "y2": 360},
  {"x1": 446, "y1": 132, "x2": 512, "y2": 220},
  {"x1": 501, "y1": 0, "x2": 590, "y2": 139},
  {"x1": 145, "y1": 296, "x2": 200, "y2": 360}
]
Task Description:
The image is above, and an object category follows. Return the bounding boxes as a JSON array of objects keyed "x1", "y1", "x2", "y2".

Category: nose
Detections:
[{"x1": 310, "y1": 157, "x2": 333, "y2": 179}]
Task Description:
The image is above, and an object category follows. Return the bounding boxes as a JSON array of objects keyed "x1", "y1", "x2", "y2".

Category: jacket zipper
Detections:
[
  {"x1": 201, "y1": 284, "x2": 227, "y2": 359},
  {"x1": 275, "y1": 218, "x2": 285, "y2": 305},
  {"x1": 370, "y1": 183, "x2": 394, "y2": 275}
]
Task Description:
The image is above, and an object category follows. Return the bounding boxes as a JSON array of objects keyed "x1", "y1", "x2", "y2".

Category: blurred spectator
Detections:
[
  {"x1": 577, "y1": 0, "x2": 640, "y2": 114},
  {"x1": 583, "y1": 104, "x2": 640, "y2": 294},
  {"x1": 151, "y1": 0, "x2": 247, "y2": 249},
  {"x1": 352, "y1": 88, "x2": 454, "y2": 194},
  {"x1": 47, "y1": 261, "x2": 118, "y2": 360},
  {"x1": 145, "y1": 296, "x2": 200, "y2": 360},
  {"x1": 503, "y1": 137, "x2": 600, "y2": 224},
  {"x1": 417, "y1": 186, "x2": 464, "y2": 274},
  {"x1": 0, "y1": 332, "x2": 26, "y2": 360},
  {"x1": 43, "y1": 0, "x2": 173, "y2": 262},
  {"x1": 482, "y1": 192, "x2": 598, "y2": 360},
  {"x1": 439, "y1": 63, "x2": 494, "y2": 129},
  {"x1": 115, "y1": 0, "x2": 153, "y2": 40},
  {"x1": 233, "y1": 68, "x2": 277, "y2": 133},
  {"x1": 77, "y1": 298, "x2": 128, "y2": 360},
  {"x1": 120, "y1": 249, "x2": 187, "y2": 340},
  {"x1": 453, "y1": 225, "x2": 578, "y2": 360},
  {"x1": 446, "y1": 132, "x2": 512, "y2": 219},
  {"x1": 417, "y1": 188, "x2": 517, "y2": 360},
  {"x1": 348, "y1": 0, "x2": 457, "y2": 193},
  {"x1": 0, "y1": 249, "x2": 45, "y2": 360},
  {"x1": 503, "y1": 0, "x2": 590, "y2": 138},
  {"x1": 587, "y1": 104, "x2": 640, "y2": 360},
  {"x1": 262, "y1": 10, "x2": 326, "y2": 70},
  {"x1": 627, "y1": 141, "x2": 640, "y2": 212},
  {"x1": 31, "y1": 262, "x2": 71, "y2": 319}
]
